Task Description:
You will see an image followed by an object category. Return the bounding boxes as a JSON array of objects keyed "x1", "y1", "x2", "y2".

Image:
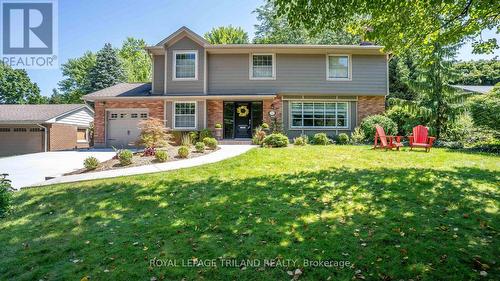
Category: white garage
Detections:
[{"x1": 106, "y1": 110, "x2": 149, "y2": 148}]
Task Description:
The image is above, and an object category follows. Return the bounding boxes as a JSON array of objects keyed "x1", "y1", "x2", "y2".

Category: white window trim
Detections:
[
  {"x1": 289, "y1": 101, "x2": 349, "y2": 129},
  {"x1": 249, "y1": 53, "x2": 276, "y2": 80},
  {"x1": 173, "y1": 101, "x2": 197, "y2": 130},
  {"x1": 172, "y1": 50, "x2": 198, "y2": 81},
  {"x1": 326, "y1": 54, "x2": 352, "y2": 81},
  {"x1": 77, "y1": 128, "x2": 89, "y2": 143}
]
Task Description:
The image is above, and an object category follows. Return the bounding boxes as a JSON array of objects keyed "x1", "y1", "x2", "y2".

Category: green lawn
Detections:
[{"x1": 1, "y1": 146, "x2": 499, "y2": 280}]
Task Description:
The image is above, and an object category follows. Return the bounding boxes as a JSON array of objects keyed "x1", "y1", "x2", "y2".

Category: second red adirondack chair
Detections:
[
  {"x1": 409, "y1": 125, "x2": 435, "y2": 152},
  {"x1": 373, "y1": 125, "x2": 403, "y2": 151}
]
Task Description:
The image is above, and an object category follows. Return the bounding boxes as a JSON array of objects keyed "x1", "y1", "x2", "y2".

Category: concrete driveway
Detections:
[{"x1": 0, "y1": 150, "x2": 116, "y2": 189}]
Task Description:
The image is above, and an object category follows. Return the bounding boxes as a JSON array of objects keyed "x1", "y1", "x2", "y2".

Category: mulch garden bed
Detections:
[{"x1": 65, "y1": 146, "x2": 218, "y2": 175}]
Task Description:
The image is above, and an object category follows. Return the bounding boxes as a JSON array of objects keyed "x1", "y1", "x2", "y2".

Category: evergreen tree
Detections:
[{"x1": 88, "y1": 43, "x2": 125, "y2": 92}]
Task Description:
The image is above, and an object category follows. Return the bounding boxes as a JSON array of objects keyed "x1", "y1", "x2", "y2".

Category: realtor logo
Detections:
[{"x1": 1, "y1": 0, "x2": 58, "y2": 69}]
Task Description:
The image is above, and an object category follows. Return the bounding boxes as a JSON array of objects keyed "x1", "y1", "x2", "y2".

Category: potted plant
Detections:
[
  {"x1": 214, "y1": 123, "x2": 223, "y2": 140},
  {"x1": 261, "y1": 122, "x2": 270, "y2": 133}
]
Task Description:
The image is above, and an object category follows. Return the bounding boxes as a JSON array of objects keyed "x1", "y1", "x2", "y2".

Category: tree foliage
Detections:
[
  {"x1": 204, "y1": 25, "x2": 249, "y2": 44},
  {"x1": 388, "y1": 55, "x2": 419, "y2": 101},
  {"x1": 272, "y1": 0, "x2": 500, "y2": 56},
  {"x1": 253, "y1": 1, "x2": 360, "y2": 44},
  {"x1": 57, "y1": 51, "x2": 96, "y2": 103},
  {"x1": 137, "y1": 118, "x2": 171, "y2": 148},
  {"x1": 450, "y1": 58, "x2": 500, "y2": 85},
  {"x1": 88, "y1": 43, "x2": 125, "y2": 92},
  {"x1": 0, "y1": 63, "x2": 45, "y2": 104},
  {"x1": 119, "y1": 37, "x2": 151, "y2": 82},
  {"x1": 468, "y1": 84, "x2": 500, "y2": 131}
]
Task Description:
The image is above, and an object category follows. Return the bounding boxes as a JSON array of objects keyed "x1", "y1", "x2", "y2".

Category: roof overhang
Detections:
[
  {"x1": 206, "y1": 44, "x2": 385, "y2": 55},
  {"x1": 86, "y1": 94, "x2": 278, "y2": 102}
]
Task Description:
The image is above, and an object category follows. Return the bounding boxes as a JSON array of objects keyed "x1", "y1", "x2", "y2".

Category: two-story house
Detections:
[{"x1": 83, "y1": 26, "x2": 388, "y2": 147}]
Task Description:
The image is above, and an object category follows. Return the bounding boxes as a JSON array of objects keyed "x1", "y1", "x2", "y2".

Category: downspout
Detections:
[{"x1": 36, "y1": 124, "x2": 48, "y2": 152}]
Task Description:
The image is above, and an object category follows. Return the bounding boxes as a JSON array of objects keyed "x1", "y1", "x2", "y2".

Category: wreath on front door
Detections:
[{"x1": 236, "y1": 105, "x2": 250, "y2": 117}]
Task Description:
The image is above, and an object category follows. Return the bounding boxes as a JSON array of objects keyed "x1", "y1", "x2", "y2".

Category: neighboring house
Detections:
[
  {"x1": 451, "y1": 85, "x2": 494, "y2": 94},
  {"x1": 83, "y1": 26, "x2": 388, "y2": 147},
  {"x1": 0, "y1": 104, "x2": 94, "y2": 156}
]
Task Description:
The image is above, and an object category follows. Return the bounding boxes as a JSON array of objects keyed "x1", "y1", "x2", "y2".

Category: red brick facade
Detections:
[
  {"x1": 357, "y1": 96, "x2": 385, "y2": 125},
  {"x1": 206, "y1": 100, "x2": 223, "y2": 133},
  {"x1": 93, "y1": 100, "x2": 164, "y2": 146},
  {"x1": 47, "y1": 123, "x2": 78, "y2": 151},
  {"x1": 263, "y1": 96, "x2": 282, "y2": 125}
]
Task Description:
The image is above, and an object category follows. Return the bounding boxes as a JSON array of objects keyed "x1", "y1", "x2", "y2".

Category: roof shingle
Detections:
[{"x1": 0, "y1": 104, "x2": 86, "y2": 122}]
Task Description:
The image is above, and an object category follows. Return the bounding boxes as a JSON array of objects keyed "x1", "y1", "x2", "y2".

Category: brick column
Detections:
[
  {"x1": 263, "y1": 95, "x2": 282, "y2": 125},
  {"x1": 93, "y1": 101, "x2": 106, "y2": 146},
  {"x1": 357, "y1": 96, "x2": 385, "y2": 125},
  {"x1": 207, "y1": 100, "x2": 223, "y2": 130}
]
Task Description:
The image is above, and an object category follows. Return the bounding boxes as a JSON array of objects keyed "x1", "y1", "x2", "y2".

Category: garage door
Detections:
[
  {"x1": 106, "y1": 110, "x2": 148, "y2": 148},
  {"x1": 0, "y1": 127, "x2": 44, "y2": 156}
]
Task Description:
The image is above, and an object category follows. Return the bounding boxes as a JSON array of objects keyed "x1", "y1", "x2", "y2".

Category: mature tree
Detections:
[
  {"x1": 0, "y1": 63, "x2": 45, "y2": 104},
  {"x1": 58, "y1": 51, "x2": 96, "y2": 103},
  {"x1": 88, "y1": 43, "x2": 125, "y2": 92},
  {"x1": 388, "y1": 55, "x2": 419, "y2": 101},
  {"x1": 392, "y1": 44, "x2": 468, "y2": 139},
  {"x1": 450, "y1": 58, "x2": 500, "y2": 85},
  {"x1": 272, "y1": 0, "x2": 500, "y2": 56},
  {"x1": 253, "y1": 1, "x2": 360, "y2": 44},
  {"x1": 204, "y1": 25, "x2": 249, "y2": 44},
  {"x1": 468, "y1": 84, "x2": 500, "y2": 131},
  {"x1": 47, "y1": 89, "x2": 65, "y2": 104},
  {"x1": 119, "y1": 37, "x2": 151, "y2": 82}
]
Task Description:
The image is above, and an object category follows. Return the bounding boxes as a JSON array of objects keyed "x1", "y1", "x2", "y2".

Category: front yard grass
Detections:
[{"x1": 1, "y1": 146, "x2": 498, "y2": 280}]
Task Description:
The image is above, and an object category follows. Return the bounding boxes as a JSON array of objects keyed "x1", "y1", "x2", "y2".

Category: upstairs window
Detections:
[
  {"x1": 327, "y1": 55, "x2": 351, "y2": 80},
  {"x1": 174, "y1": 102, "x2": 197, "y2": 129},
  {"x1": 250, "y1": 54, "x2": 275, "y2": 79},
  {"x1": 173, "y1": 51, "x2": 197, "y2": 80}
]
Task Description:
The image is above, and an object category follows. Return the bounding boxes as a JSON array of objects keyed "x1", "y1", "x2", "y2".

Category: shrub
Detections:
[
  {"x1": 181, "y1": 133, "x2": 192, "y2": 147},
  {"x1": 215, "y1": 123, "x2": 222, "y2": 129},
  {"x1": 385, "y1": 106, "x2": 425, "y2": 136},
  {"x1": 143, "y1": 147, "x2": 156, "y2": 156},
  {"x1": 83, "y1": 156, "x2": 100, "y2": 170},
  {"x1": 0, "y1": 174, "x2": 13, "y2": 217},
  {"x1": 178, "y1": 146, "x2": 190, "y2": 158},
  {"x1": 261, "y1": 122, "x2": 269, "y2": 129},
  {"x1": 195, "y1": 142, "x2": 205, "y2": 152},
  {"x1": 468, "y1": 89, "x2": 500, "y2": 131},
  {"x1": 252, "y1": 127, "x2": 267, "y2": 145},
  {"x1": 137, "y1": 118, "x2": 171, "y2": 148},
  {"x1": 118, "y1": 150, "x2": 133, "y2": 166},
  {"x1": 337, "y1": 133, "x2": 350, "y2": 145},
  {"x1": 188, "y1": 131, "x2": 198, "y2": 144},
  {"x1": 199, "y1": 128, "x2": 213, "y2": 141},
  {"x1": 203, "y1": 137, "x2": 218, "y2": 149},
  {"x1": 360, "y1": 115, "x2": 398, "y2": 141},
  {"x1": 351, "y1": 127, "x2": 366, "y2": 144},
  {"x1": 155, "y1": 150, "x2": 169, "y2": 162},
  {"x1": 293, "y1": 136, "x2": 307, "y2": 146},
  {"x1": 441, "y1": 114, "x2": 474, "y2": 143},
  {"x1": 262, "y1": 133, "x2": 289, "y2": 147},
  {"x1": 311, "y1": 133, "x2": 330, "y2": 145}
]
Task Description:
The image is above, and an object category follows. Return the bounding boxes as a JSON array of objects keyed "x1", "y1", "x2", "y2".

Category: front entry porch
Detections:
[{"x1": 222, "y1": 101, "x2": 263, "y2": 139}]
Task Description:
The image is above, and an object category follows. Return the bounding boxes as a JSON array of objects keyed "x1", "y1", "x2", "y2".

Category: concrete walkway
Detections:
[{"x1": 32, "y1": 145, "x2": 254, "y2": 188}]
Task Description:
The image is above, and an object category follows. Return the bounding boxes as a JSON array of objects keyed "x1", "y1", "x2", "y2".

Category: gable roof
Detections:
[
  {"x1": 0, "y1": 104, "x2": 90, "y2": 123},
  {"x1": 155, "y1": 26, "x2": 209, "y2": 47},
  {"x1": 82, "y1": 83, "x2": 154, "y2": 101}
]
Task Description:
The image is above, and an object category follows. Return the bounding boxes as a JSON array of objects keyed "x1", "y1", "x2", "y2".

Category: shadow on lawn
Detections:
[{"x1": 2, "y1": 166, "x2": 499, "y2": 281}]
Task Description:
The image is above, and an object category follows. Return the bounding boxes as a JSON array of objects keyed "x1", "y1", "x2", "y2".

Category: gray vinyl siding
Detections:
[
  {"x1": 283, "y1": 100, "x2": 358, "y2": 138},
  {"x1": 153, "y1": 55, "x2": 165, "y2": 94},
  {"x1": 207, "y1": 54, "x2": 387, "y2": 95},
  {"x1": 166, "y1": 37, "x2": 205, "y2": 94},
  {"x1": 165, "y1": 100, "x2": 205, "y2": 130},
  {"x1": 54, "y1": 107, "x2": 94, "y2": 127}
]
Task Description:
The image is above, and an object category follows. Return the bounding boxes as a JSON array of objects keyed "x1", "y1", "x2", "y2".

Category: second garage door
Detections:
[{"x1": 106, "y1": 110, "x2": 149, "y2": 148}]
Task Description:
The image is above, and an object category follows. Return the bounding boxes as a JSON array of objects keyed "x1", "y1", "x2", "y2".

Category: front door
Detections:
[{"x1": 234, "y1": 102, "x2": 252, "y2": 138}]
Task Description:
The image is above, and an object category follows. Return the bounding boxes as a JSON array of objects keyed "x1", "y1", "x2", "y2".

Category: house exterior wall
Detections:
[
  {"x1": 54, "y1": 107, "x2": 93, "y2": 127},
  {"x1": 93, "y1": 100, "x2": 164, "y2": 147},
  {"x1": 206, "y1": 100, "x2": 223, "y2": 134},
  {"x1": 357, "y1": 96, "x2": 385, "y2": 125},
  {"x1": 166, "y1": 37, "x2": 205, "y2": 94},
  {"x1": 207, "y1": 54, "x2": 387, "y2": 95},
  {"x1": 164, "y1": 100, "x2": 206, "y2": 130},
  {"x1": 48, "y1": 123, "x2": 77, "y2": 151},
  {"x1": 153, "y1": 55, "x2": 165, "y2": 93}
]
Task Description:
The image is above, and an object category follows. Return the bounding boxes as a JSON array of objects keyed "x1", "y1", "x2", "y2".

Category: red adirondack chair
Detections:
[
  {"x1": 409, "y1": 125, "x2": 435, "y2": 152},
  {"x1": 373, "y1": 125, "x2": 403, "y2": 150}
]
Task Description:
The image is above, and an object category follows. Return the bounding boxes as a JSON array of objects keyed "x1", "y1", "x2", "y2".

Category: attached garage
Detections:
[
  {"x1": 106, "y1": 110, "x2": 149, "y2": 147},
  {"x1": 0, "y1": 104, "x2": 94, "y2": 157},
  {"x1": 0, "y1": 126, "x2": 44, "y2": 156}
]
